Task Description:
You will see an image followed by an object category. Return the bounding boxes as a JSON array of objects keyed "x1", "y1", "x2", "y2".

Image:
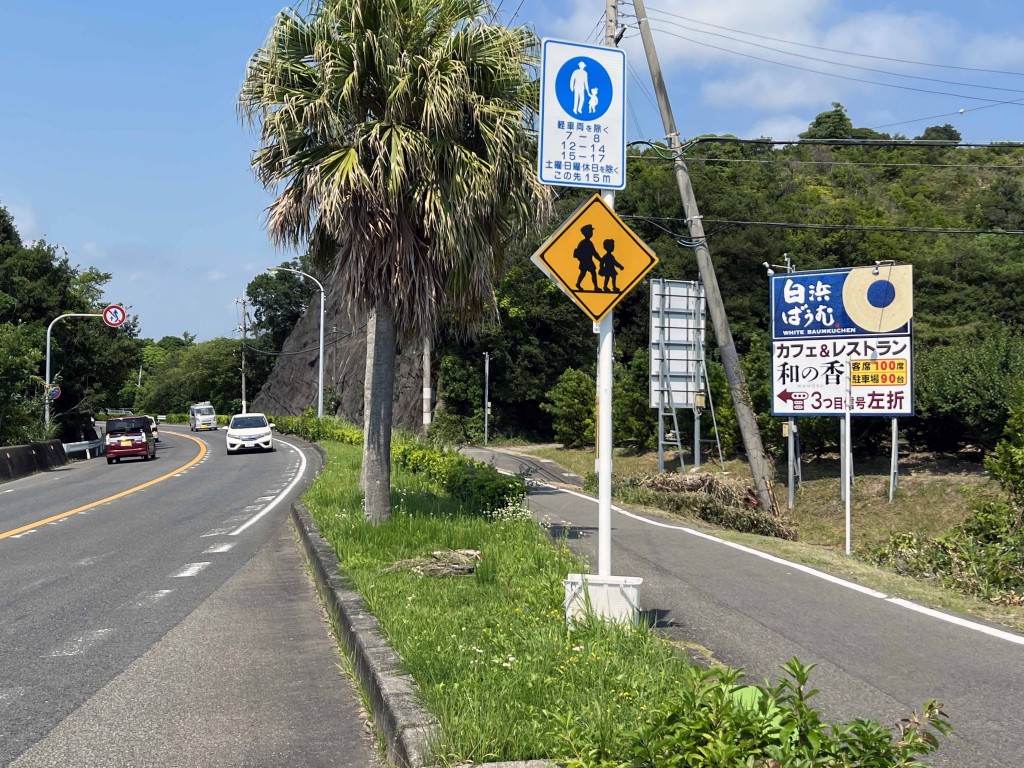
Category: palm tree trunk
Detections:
[{"x1": 361, "y1": 301, "x2": 396, "y2": 523}]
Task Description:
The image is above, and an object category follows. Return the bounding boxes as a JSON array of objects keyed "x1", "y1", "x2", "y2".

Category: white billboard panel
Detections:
[{"x1": 649, "y1": 279, "x2": 706, "y2": 409}]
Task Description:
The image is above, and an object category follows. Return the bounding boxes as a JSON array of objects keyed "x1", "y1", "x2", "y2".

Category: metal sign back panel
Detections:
[
  {"x1": 538, "y1": 39, "x2": 626, "y2": 190},
  {"x1": 649, "y1": 279, "x2": 706, "y2": 408},
  {"x1": 770, "y1": 266, "x2": 914, "y2": 417}
]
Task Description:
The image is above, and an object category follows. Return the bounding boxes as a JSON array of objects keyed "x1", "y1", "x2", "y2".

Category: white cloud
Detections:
[
  {"x1": 208, "y1": 271, "x2": 226, "y2": 281},
  {"x1": 959, "y1": 34, "x2": 1024, "y2": 70},
  {"x1": 702, "y1": 67, "x2": 837, "y2": 111},
  {"x1": 747, "y1": 115, "x2": 811, "y2": 142}
]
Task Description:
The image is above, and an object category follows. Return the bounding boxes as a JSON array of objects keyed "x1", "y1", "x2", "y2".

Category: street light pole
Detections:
[
  {"x1": 267, "y1": 267, "x2": 326, "y2": 417},
  {"x1": 45, "y1": 312, "x2": 102, "y2": 430}
]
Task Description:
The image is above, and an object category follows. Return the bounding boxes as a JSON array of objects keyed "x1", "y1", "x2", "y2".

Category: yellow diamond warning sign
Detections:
[{"x1": 531, "y1": 194, "x2": 658, "y2": 322}]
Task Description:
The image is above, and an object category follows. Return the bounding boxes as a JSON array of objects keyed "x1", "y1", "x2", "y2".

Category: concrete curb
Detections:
[
  {"x1": 290, "y1": 496, "x2": 562, "y2": 768},
  {"x1": 290, "y1": 499, "x2": 439, "y2": 768}
]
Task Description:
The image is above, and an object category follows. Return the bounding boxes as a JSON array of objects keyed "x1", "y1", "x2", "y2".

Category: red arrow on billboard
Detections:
[{"x1": 777, "y1": 389, "x2": 795, "y2": 403}]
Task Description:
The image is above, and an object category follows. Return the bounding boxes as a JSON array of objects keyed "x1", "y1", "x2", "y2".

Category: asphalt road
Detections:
[
  {"x1": 0, "y1": 426, "x2": 381, "y2": 767},
  {"x1": 466, "y1": 446, "x2": 1024, "y2": 768}
]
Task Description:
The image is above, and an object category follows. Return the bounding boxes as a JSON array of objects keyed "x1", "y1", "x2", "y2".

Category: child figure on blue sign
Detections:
[{"x1": 599, "y1": 238, "x2": 624, "y2": 293}]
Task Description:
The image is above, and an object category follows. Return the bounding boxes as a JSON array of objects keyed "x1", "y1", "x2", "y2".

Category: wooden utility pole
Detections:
[{"x1": 632, "y1": 0, "x2": 775, "y2": 513}]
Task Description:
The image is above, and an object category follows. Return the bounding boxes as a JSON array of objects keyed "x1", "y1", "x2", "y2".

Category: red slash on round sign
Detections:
[{"x1": 102, "y1": 304, "x2": 127, "y2": 328}]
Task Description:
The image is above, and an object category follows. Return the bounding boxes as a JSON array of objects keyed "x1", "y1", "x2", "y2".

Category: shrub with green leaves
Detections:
[
  {"x1": 553, "y1": 658, "x2": 949, "y2": 768},
  {"x1": 271, "y1": 409, "x2": 362, "y2": 444},
  {"x1": 542, "y1": 368, "x2": 596, "y2": 449},
  {"x1": 393, "y1": 439, "x2": 527, "y2": 513},
  {"x1": 872, "y1": 404, "x2": 1024, "y2": 603}
]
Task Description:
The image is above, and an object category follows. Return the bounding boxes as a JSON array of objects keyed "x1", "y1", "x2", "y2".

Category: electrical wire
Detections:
[
  {"x1": 618, "y1": 214, "x2": 708, "y2": 246},
  {"x1": 627, "y1": 137, "x2": 1024, "y2": 161},
  {"x1": 629, "y1": 215, "x2": 1024, "y2": 236},
  {"x1": 645, "y1": 13, "x2": 1024, "y2": 96},
  {"x1": 872, "y1": 96, "x2": 1024, "y2": 130},
  {"x1": 243, "y1": 324, "x2": 367, "y2": 357},
  {"x1": 626, "y1": 153, "x2": 1024, "y2": 171},
  {"x1": 643, "y1": 5, "x2": 1024, "y2": 77},
  {"x1": 647, "y1": 24, "x2": 1024, "y2": 108}
]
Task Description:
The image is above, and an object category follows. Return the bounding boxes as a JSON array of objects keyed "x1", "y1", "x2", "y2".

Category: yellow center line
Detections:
[{"x1": 0, "y1": 431, "x2": 208, "y2": 541}]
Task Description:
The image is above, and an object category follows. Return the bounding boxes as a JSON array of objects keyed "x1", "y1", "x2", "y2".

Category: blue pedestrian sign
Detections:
[{"x1": 539, "y1": 39, "x2": 626, "y2": 190}]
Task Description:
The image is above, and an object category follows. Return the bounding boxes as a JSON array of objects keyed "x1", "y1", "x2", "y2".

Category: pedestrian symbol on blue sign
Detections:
[
  {"x1": 555, "y1": 58, "x2": 613, "y2": 121},
  {"x1": 538, "y1": 38, "x2": 626, "y2": 190}
]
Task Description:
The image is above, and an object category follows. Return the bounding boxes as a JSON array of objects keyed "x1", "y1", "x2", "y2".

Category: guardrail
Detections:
[{"x1": 62, "y1": 439, "x2": 104, "y2": 460}]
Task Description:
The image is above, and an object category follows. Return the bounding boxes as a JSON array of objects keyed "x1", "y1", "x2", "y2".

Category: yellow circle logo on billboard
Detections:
[{"x1": 531, "y1": 194, "x2": 659, "y2": 322}]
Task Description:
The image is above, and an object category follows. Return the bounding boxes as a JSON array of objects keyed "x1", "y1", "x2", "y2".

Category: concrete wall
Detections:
[{"x1": 0, "y1": 440, "x2": 69, "y2": 483}]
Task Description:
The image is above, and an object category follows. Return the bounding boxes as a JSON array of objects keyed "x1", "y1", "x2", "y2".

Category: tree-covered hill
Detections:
[{"x1": 433, "y1": 104, "x2": 1024, "y2": 455}]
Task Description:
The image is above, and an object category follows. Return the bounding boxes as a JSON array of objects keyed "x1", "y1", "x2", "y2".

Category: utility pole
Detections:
[
  {"x1": 632, "y1": 0, "x2": 775, "y2": 513},
  {"x1": 483, "y1": 351, "x2": 490, "y2": 445},
  {"x1": 236, "y1": 298, "x2": 248, "y2": 414}
]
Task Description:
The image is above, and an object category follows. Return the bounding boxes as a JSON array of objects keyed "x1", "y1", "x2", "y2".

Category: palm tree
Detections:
[{"x1": 240, "y1": 0, "x2": 552, "y2": 522}]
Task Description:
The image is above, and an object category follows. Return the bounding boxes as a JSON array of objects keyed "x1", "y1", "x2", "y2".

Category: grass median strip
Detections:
[{"x1": 302, "y1": 438, "x2": 949, "y2": 767}]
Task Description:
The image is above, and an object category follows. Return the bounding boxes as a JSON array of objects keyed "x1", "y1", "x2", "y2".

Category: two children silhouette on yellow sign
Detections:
[{"x1": 573, "y1": 224, "x2": 624, "y2": 293}]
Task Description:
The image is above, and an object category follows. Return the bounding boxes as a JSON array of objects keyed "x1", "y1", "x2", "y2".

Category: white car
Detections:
[{"x1": 225, "y1": 412, "x2": 275, "y2": 455}]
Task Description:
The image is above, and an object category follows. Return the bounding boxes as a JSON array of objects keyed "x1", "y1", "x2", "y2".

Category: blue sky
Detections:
[{"x1": 2, "y1": 0, "x2": 1022, "y2": 342}]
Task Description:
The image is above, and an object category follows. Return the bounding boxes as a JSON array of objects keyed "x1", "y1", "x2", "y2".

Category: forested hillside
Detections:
[
  {"x1": 0, "y1": 208, "x2": 142, "y2": 445},
  {"x1": 433, "y1": 105, "x2": 1024, "y2": 456},
  {"x1": 4, "y1": 104, "x2": 1024, "y2": 456}
]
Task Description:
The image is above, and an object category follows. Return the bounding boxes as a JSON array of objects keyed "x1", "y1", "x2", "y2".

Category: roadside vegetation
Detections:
[{"x1": 277, "y1": 416, "x2": 951, "y2": 767}]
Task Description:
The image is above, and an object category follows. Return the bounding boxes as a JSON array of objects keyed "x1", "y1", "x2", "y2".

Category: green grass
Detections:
[
  {"x1": 303, "y1": 439, "x2": 954, "y2": 766},
  {"x1": 303, "y1": 440, "x2": 709, "y2": 765}
]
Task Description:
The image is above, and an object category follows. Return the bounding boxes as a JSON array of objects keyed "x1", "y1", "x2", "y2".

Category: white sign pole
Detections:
[
  {"x1": 844, "y1": 358, "x2": 853, "y2": 555},
  {"x1": 597, "y1": 309, "x2": 613, "y2": 577},
  {"x1": 596, "y1": 1, "x2": 618, "y2": 579}
]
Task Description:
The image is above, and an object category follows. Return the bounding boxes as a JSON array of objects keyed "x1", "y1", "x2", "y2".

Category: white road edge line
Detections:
[
  {"x1": 520, "y1": 474, "x2": 1024, "y2": 647},
  {"x1": 229, "y1": 438, "x2": 307, "y2": 536}
]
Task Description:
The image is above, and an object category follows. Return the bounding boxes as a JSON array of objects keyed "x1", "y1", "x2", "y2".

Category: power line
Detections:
[
  {"x1": 643, "y1": 5, "x2": 1024, "y2": 77},
  {"x1": 626, "y1": 153, "x2": 1024, "y2": 170},
  {"x1": 628, "y1": 137, "x2": 1024, "y2": 158},
  {"x1": 646, "y1": 24, "x2": 1024, "y2": 109},
  {"x1": 872, "y1": 96, "x2": 1024, "y2": 130},
  {"x1": 645, "y1": 13, "x2": 1024, "y2": 96},
  {"x1": 243, "y1": 324, "x2": 366, "y2": 357},
  {"x1": 626, "y1": 214, "x2": 1024, "y2": 236}
]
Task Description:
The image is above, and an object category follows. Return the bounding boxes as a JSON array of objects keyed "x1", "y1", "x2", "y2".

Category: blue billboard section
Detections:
[{"x1": 770, "y1": 267, "x2": 912, "y2": 340}]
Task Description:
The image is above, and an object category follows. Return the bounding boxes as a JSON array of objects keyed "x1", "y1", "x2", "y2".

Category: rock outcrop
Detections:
[{"x1": 252, "y1": 291, "x2": 426, "y2": 431}]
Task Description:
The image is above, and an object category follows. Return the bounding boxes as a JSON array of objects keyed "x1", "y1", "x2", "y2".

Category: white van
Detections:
[{"x1": 189, "y1": 401, "x2": 218, "y2": 431}]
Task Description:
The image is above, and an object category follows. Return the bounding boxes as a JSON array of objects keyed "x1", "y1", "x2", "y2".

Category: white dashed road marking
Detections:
[
  {"x1": 203, "y1": 542, "x2": 234, "y2": 554},
  {"x1": 172, "y1": 562, "x2": 210, "y2": 578},
  {"x1": 133, "y1": 590, "x2": 173, "y2": 608},
  {"x1": 47, "y1": 629, "x2": 114, "y2": 657}
]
